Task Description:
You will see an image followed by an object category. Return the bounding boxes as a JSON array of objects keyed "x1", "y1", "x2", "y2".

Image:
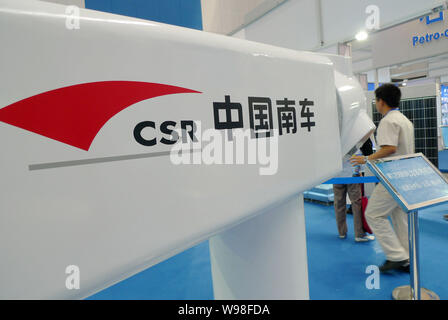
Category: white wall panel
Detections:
[
  {"x1": 230, "y1": 0, "x2": 440, "y2": 52},
  {"x1": 202, "y1": 0, "x2": 286, "y2": 35},
  {"x1": 315, "y1": 44, "x2": 338, "y2": 55},
  {"x1": 232, "y1": 28, "x2": 246, "y2": 39},
  {"x1": 243, "y1": 0, "x2": 320, "y2": 51},
  {"x1": 321, "y1": 0, "x2": 441, "y2": 45},
  {"x1": 429, "y1": 67, "x2": 448, "y2": 78},
  {"x1": 401, "y1": 82, "x2": 437, "y2": 99},
  {"x1": 372, "y1": 10, "x2": 448, "y2": 68},
  {"x1": 353, "y1": 58, "x2": 373, "y2": 74},
  {"x1": 40, "y1": 0, "x2": 84, "y2": 7}
]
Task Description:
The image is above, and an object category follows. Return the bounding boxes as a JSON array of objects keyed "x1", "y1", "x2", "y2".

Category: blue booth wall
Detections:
[{"x1": 85, "y1": 0, "x2": 203, "y2": 30}]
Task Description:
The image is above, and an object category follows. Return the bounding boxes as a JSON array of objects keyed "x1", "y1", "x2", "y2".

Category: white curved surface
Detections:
[
  {"x1": 334, "y1": 70, "x2": 376, "y2": 156},
  {"x1": 0, "y1": 0, "x2": 371, "y2": 299},
  {"x1": 210, "y1": 195, "x2": 309, "y2": 300}
]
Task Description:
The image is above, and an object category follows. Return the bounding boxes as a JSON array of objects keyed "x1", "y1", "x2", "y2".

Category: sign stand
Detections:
[
  {"x1": 392, "y1": 210, "x2": 439, "y2": 300},
  {"x1": 367, "y1": 153, "x2": 448, "y2": 301}
]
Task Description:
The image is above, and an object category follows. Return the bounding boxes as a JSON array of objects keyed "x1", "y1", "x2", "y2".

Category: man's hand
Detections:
[
  {"x1": 350, "y1": 145, "x2": 397, "y2": 167},
  {"x1": 350, "y1": 155, "x2": 366, "y2": 166}
]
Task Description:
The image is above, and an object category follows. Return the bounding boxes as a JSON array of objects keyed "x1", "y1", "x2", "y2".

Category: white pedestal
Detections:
[{"x1": 209, "y1": 194, "x2": 309, "y2": 299}]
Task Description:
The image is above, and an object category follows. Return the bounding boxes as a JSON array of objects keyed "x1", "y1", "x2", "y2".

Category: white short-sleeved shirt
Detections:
[{"x1": 376, "y1": 110, "x2": 415, "y2": 157}]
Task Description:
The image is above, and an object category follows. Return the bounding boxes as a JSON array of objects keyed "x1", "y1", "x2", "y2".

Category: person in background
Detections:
[
  {"x1": 346, "y1": 138, "x2": 374, "y2": 216},
  {"x1": 351, "y1": 83, "x2": 414, "y2": 273},
  {"x1": 333, "y1": 141, "x2": 375, "y2": 242}
]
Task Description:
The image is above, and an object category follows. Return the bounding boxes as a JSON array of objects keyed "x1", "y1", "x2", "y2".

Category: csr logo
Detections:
[{"x1": 133, "y1": 120, "x2": 198, "y2": 146}]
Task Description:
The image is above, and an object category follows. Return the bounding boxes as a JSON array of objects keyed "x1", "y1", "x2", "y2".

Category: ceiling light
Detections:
[{"x1": 355, "y1": 31, "x2": 369, "y2": 41}]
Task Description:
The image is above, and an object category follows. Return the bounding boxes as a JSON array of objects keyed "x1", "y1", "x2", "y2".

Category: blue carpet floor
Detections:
[
  {"x1": 305, "y1": 201, "x2": 448, "y2": 300},
  {"x1": 87, "y1": 241, "x2": 213, "y2": 300},
  {"x1": 87, "y1": 200, "x2": 448, "y2": 300}
]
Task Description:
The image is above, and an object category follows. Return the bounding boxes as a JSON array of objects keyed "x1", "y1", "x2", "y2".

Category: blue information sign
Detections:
[
  {"x1": 442, "y1": 85, "x2": 448, "y2": 149},
  {"x1": 367, "y1": 153, "x2": 448, "y2": 212},
  {"x1": 441, "y1": 85, "x2": 448, "y2": 126}
]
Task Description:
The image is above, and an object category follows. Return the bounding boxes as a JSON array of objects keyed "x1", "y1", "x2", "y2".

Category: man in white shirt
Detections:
[{"x1": 351, "y1": 83, "x2": 414, "y2": 273}]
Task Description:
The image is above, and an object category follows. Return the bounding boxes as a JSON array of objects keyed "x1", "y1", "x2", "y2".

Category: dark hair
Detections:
[{"x1": 375, "y1": 83, "x2": 401, "y2": 108}]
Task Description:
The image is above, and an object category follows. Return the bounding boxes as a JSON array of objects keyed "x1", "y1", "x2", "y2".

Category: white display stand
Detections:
[{"x1": 210, "y1": 194, "x2": 309, "y2": 299}]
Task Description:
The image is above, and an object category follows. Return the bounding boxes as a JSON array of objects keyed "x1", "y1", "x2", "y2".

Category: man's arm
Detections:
[{"x1": 350, "y1": 145, "x2": 397, "y2": 165}]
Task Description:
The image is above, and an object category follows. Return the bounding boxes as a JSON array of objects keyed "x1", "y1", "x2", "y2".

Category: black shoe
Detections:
[
  {"x1": 379, "y1": 259, "x2": 410, "y2": 273},
  {"x1": 399, "y1": 264, "x2": 410, "y2": 273}
]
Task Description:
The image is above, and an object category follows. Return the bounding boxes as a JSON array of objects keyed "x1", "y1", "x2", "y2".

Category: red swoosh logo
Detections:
[{"x1": 0, "y1": 81, "x2": 201, "y2": 151}]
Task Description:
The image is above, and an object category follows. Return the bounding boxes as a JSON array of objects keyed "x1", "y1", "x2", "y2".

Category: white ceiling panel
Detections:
[{"x1": 321, "y1": 0, "x2": 443, "y2": 45}]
